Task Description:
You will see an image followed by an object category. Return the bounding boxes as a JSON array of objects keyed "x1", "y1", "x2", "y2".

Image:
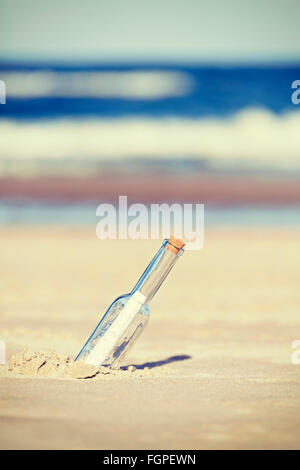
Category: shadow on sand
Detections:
[{"x1": 122, "y1": 354, "x2": 191, "y2": 370}]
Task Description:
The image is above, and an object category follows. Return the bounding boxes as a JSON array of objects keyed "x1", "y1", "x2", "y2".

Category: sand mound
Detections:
[{"x1": 7, "y1": 349, "x2": 137, "y2": 379}]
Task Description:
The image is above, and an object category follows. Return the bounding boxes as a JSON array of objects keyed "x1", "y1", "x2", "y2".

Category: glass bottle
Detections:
[{"x1": 75, "y1": 237, "x2": 185, "y2": 369}]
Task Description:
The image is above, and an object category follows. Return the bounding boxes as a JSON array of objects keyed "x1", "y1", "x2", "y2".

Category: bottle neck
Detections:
[{"x1": 131, "y1": 238, "x2": 184, "y2": 303}]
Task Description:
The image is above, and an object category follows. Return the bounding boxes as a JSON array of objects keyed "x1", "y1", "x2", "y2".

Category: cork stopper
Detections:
[{"x1": 166, "y1": 236, "x2": 185, "y2": 254}]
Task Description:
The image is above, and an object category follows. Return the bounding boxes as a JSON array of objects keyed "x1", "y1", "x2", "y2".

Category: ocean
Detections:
[
  {"x1": 0, "y1": 62, "x2": 299, "y2": 119},
  {"x1": 0, "y1": 62, "x2": 300, "y2": 166},
  {"x1": 0, "y1": 62, "x2": 300, "y2": 225},
  {"x1": 0, "y1": 201, "x2": 299, "y2": 227}
]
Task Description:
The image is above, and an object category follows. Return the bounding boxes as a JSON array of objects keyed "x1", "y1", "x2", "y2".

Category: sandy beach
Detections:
[{"x1": 0, "y1": 226, "x2": 300, "y2": 449}]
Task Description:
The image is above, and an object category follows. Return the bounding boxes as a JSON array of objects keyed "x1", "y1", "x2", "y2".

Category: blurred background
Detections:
[
  {"x1": 1, "y1": 0, "x2": 300, "y2": 450},
  {"x1": 0, "y1": 0, "x2": 300, "y2": 226}
]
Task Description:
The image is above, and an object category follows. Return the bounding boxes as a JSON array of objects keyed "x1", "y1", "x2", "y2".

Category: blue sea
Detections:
[
  {"x1": 0, "y1": 62, "x2": 300, "y2": 226},
  {"x1": 0, "y1": 62, "x2": 299, "y2": 120},
  {"x1": 0, "y1": 201, "x2": 299, "y2": 227}
]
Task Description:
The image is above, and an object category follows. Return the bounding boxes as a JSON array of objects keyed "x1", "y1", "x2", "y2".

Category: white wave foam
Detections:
[
  {"x1": 0, "y1": 108, "x2": 300, "y2": 168},
  {"x1": 1, "y1": 71, "x2": 193, "y2": 99}
]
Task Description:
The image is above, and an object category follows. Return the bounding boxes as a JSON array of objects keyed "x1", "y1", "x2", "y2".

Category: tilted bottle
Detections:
[{"x1": 75, "y1": 237, "x2": 185, "y2": 369}]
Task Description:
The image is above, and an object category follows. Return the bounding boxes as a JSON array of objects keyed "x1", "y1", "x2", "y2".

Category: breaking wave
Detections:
[{"x1": 0, "y1": 108, "x2": 300, "y2": 168}]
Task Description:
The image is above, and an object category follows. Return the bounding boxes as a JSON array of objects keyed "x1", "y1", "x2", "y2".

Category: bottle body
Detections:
[{"x1": 76, "y1": 293, "x2": 149, "y2": 369}]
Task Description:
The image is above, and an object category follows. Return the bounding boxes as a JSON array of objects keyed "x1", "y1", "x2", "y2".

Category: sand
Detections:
[
  {"x1": 8, "y1": 349, "x2": 120, "y2": 379},
  {"x1": 0, "y1": 226, "x2": 300, "y2": 449},
  {"x1": 5, "y1": 348, "x2": 150, "y2": 379}
]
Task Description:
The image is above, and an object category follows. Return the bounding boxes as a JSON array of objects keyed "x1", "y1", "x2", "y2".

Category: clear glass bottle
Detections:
[{"x1": 75, "y1": 237, "x2": 185, "y2": 369}]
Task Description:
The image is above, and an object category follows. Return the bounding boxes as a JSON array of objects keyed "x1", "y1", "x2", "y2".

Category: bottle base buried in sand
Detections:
[
  {"x1": 75, "y1": 237, "x2": 185, "y2": 369},
  {"x1": 77, "y1": 292, "x2": 149, "y2": 369}
]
